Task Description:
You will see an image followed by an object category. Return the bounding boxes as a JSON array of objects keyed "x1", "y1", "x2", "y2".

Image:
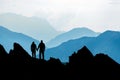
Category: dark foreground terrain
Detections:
[{"x1": 0, "y1": 43, "x2": 120, "y2": 80}]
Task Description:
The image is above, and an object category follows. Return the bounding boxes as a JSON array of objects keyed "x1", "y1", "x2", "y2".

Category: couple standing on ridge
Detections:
[{"x1": 31, "y1": 40, "x2": 45, "y2": 60}]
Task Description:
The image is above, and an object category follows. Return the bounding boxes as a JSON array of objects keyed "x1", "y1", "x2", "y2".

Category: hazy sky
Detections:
[{"x1": 0, "y1": 0, "x2": 120, "y2": 32}]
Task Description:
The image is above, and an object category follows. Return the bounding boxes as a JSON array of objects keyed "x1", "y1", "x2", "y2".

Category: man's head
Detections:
[
  {"x1": 41, "y1": 40, "x2": 43, "y2": 43},
  {"x1": 32, "y1": 41, "x2": 35, "y2": 44}
]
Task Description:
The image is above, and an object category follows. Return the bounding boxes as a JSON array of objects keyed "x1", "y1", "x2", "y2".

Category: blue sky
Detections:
[{"x1": 0, "y1": 0, "x2": 120, "y2": 32}]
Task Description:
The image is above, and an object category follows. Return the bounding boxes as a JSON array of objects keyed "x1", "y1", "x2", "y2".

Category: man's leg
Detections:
[
  {"x1": 33, "y1": 52, "x2": 35, "y2": 58},
  {"x1": 41, "y1": 52, "x2": 44, "y2": 60},
  {"x1": 43, "y1": 52, "x2": 44, "y2": 60},
  {"x1": 39, "y1": 51, "x2": 41, "y2": 59},
  {"x1": 34, "y1": 52, "x2": 36, "y2": 58},
  {"x1": 32, "y1": 52, "x2": 33, "y2": 57}
]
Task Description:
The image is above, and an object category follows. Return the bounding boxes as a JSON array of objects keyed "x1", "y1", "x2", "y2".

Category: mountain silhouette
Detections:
[
  {"x1": 0, "y1": 26, "x2": 39, "y2": 54},
  {"x1": 68, "y1": 46, "x2": 120, "y2": 80},
  {"x1": 0, "y1": 43, "x2": 120, "y2": 80},
  {"x1": 94, "y1": 53, "x2": 119, "y2": 65},
  {"x1": 47, "y1": 27, "x2": 99, "y2": 48},
  {"x1": 69, "y1": 46, "x2": 94, "y2": 65},
  {"x1": 0, "y1": 44, "x2": 7, "y2": 56},
  {"x1": 0, "y1": 44, "x2": 9, "y2": 64},
  {"x1": 9, "y1": 43, "x2": 32, "y2": 64},
  {"x1": 46, "y1": 30, "x2": 120, "y2": 63},
  {"x1": 0, "y1": 13, "x2": 62, "y2": 42}
]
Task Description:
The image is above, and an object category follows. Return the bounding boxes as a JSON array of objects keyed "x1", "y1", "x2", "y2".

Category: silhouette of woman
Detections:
[{"x1": 31, "y1": 41, "x2": 37, "y2": 58}]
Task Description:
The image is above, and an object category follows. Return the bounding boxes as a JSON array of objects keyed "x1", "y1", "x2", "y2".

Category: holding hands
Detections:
[{"x1": 36, "y1": 48, "x2": 38, "y2": 51}]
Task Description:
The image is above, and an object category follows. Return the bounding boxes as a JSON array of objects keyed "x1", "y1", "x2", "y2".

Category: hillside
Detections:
[
  {"x1": 0, "y1": 13, "x2": 62, "y2": 42},
  {"x1": 0, "y1": 26, "x2": 39, "y2": 54},
  {"x1": 0, "y1": 43, "x2": 119, "y2": 80},
  {"x1": 46, "y1": 30, "x2": 120, "y2": 63},
  {"x1": 47, "y1": 27, "x2": 99, "y2": 48}
]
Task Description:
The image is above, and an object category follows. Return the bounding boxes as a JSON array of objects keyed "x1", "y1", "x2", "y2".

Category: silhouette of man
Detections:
[
  {"x1": 38, "y1": 40, "x2": 45, "y2": 60},
  {"x1": 31, "y1": 41, "x2": 37, "y2": 58}
]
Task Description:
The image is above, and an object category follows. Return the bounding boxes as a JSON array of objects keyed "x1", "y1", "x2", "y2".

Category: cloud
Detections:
[
  {"x1": 0, "y1": 0, "x2": 107, "y2": 16},
  {"x1": 0, "y1": 0, "x2": 120, "y2": 32},
  {"x1": 109, "y1": 0, "x2": 120, "y2": 5}
]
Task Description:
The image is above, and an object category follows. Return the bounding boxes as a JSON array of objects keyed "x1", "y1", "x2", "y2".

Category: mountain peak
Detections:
[
  {"x1": 71, "y1": 27, "x2": 93, "y2": 31},
  {"x1": 77, "y1": 46, "x2": 93, "y2": 56},
  {"x1": 104, "y1": 30, "x2": 120, "y2": 34},
  {"x1": 0, "y1": 26, "x2": 39, "y2": 53},
  {"x1": 10, "y1": 42, "x2": 31, "y2": 59},
  {"x1": 46, "y1": 29, "x2": 120, "y2": 63},
  {"x1": 0, "y1": 44, "x2": 7, "y2": 56},
  {"x1": 69, "y1": 46, "x2": 94, "y2": 64},
  {"x1": 0, "y1": 13, "x2": 61, "y2": 42},
  {"x1": 81, "y1": 46, "x2": 89, "y2": 50},
  {"x1": 95, "y1": 53, "x2": 118, "y2": 64},
  {"x1": 99, "y1": 30, "x2": 120, "y2": 38},
  {"x1": 68, "y1": 27, "x2": 96, "y2": 34},
  {"x1": 47, "y1": 27, "x2": 99, "y2": 48}
]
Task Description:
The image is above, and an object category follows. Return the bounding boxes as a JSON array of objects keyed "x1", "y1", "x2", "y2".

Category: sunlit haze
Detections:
[{"x1": 0, "y1": 0, "x2": 120, "y2": 32}]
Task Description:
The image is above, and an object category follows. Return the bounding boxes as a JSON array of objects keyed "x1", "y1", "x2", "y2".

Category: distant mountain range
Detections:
[
  {"x1": 46, "y1": 27, "x2": 99, "y2": 48},
  {"x1": 0, "y1": 13, "x2": 62, "y2": 42},
  {"x1": 1, "y1": 25, "x2": 120, "y2": 63},
  {"x1": 46, "y1": 30, "x2": 120, "y2": 63},
  {"x1": 0, "y1": 26, "x2": 39, "y2": 54}
]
